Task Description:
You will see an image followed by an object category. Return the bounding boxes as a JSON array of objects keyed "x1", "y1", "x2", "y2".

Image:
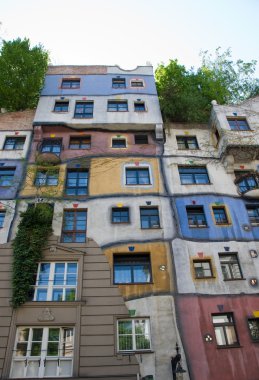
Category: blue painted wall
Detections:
[
  {"x1": 0, "y1": 161, "x2": 24, "y2": 199},
  {"x1": 41, "y1": 74, "x2": 157, "y2": 96},
  {"x1": 175, "y1": 195, "x2": 259, "y2": 240}
]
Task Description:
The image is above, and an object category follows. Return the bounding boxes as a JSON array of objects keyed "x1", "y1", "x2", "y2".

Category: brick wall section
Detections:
[
  {"x1": 0, "y1": 110, "x2": 34, "y2": 131},
  {"x1": 47, "y1": 66, "x2": 107, "y2": 75}
]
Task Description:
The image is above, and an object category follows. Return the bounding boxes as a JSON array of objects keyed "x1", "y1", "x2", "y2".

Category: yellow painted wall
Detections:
[
  {"x1": 20, "y1": 164, "x2": 66, "y2": 198},
  {"x1": 104, "y1": 242, "x2": 173, "y2": 300},
  {"x1": 89, "y1": 157, "x2": 163, "y2": 195}
]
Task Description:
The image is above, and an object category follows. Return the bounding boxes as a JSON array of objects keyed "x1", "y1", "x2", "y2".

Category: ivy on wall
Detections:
[{"x1": 12, "y1": 203, "x2": 53, "y2": 308}]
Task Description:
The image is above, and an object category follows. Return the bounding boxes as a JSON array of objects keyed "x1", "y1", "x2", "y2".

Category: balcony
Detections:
[
  {"x1": 218, "y1": 131, "x2": 259, "y2": 162},
  {"x1": 234, "y1": 172, "x2": 259, "y2": 197}
]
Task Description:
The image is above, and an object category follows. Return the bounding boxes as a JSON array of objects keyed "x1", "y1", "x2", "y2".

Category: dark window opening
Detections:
[
  {"x1": 61, "y1": 79, "x2": 80, "y2": 89},
  {"x1": 112, "y1": 139, "x2": 126, "y2": 148},
  {"x1": 54, "y1": 101, "x2": 69, "y2": 112},
  {"x1": 114, "y1": 254, "x2": 151, "y2": 284},
  {"x1": 112, "y1": 208, "x2": 129, "y2": 223},
  {"x1": 112, "y1": 78, "x2": 126, "y2": 88},
  {"x1": 140, "y1": 207, "x2": 160, "y2": 229},
  {"x1": 186, "y1": 206, "x2": 207, "y2": 228},
  {"x1": 134, "y1": 134, "x2": 148, "y2": 144}
]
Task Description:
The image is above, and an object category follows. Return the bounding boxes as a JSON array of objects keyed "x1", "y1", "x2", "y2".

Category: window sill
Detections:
[
  {"x1": 195, "y1": 276, "x2": 216, "y2": 280},
  {"x1": 214, "y1": 223, "x2": 232, "y2": 227},
  {"x1": 181, "y1": 183, "x2": 211, "y2": 185},
  {"x1": 223, "y1": 278, "x2": 246, "y2": 281},
  {"x1": 118, "y1": 350, "x2": 154, "y2": 355},
  {"x1": 107, "y1": 110, "x2": 129, "y2": 112},
  {"x1": 24, "y1": 300, "x2": 86, "y2": 306},
  {"x1": 114, "y1": 282, "x2": 154, "y2": 285},
  {"x1": 73, "y1": 116, "x2": 93, "y2": 119},
  {"x1": 141, "y1": 227, "x2": 161, "y2": 230},
  {"x1": 216, "y1": 344, "x2": 241, "y2": 349},
  {"x1": 112, "y1": 222, "x2": 130, "y2": 225},
  {"x1": 189, "y1": 226, "x2": 208, "y2": 229},
  {"x1": 52, "y1": 111, "x2": 69, "y2": 113}
]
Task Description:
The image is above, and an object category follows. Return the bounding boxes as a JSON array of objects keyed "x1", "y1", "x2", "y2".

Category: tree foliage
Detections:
[
  {"x1": 0, "y1": 38, "x2": 49, "y2": 111},
  {"x1": 155, "y1": 48, "x2": 259, "y2": 123},
  {"x1": 12, "y1": 204, "x2": 53, "y2": 308}
]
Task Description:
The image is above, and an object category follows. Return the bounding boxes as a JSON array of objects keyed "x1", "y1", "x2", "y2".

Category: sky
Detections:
[{"x1": 1, "y1": 0, "x2": 259, "y2": 74}]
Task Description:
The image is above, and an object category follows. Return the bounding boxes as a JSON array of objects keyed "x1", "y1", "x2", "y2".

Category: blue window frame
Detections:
[
  {"x1": 108, "y1": 100, "x2": 128, "y2": 112},
  {"x1": 74, "y1": 102, "x2": 93, "y2": 118},
  {"x1": 179, "y1": 166, "x2": 210, "y2": 184},
  {"x1": 134, "y1": 102, "x2": 146, "y2": 112},
  {"x1": 0, "y1": 211, "x2": 5, "y2": 228},
  {"x1": 61, "y1": 79, "x2": 80, "y2": 89},
  {"x1": 186, "y1": 206, "x2": 207, "y2": 228},
  {"x1": 227, "y1": 118, "x2": 250, "y2": 131},
  {"x1": 4, "y1": 137, "x2": 25, "y2": 150},
  {"x1": 112, "y1": 78, "x2": 126, "y2": 88},
  {"x1": 140, "y1": 207, "x2": 160, "y2": 229},
  {"x1": 212, "y1": 207, "x2": 229, "y2": 225},
  {"x1": 41, "y1": 139, "x2": 62, "y2": 156},
  {"x1": 62, "y1": 209, "x2": 87, "y2": 243},
  {"x1": 112, "y1": 208, "x2": 129, "y2": 223},
  {"x1": 65, "y1": 170, "x2": 88, "y2": 195},
  {"x1": 246, "y1": 205, "x2": 259, "y2": 225},
  {"x1": 114, "y1": 254, "x2": 151, "y2": 284},
  {"x1": 126, "y1": 168, "x2": 150, "y2": 185},
  {"x1": 54, "y1": 101, "x2": 69, "y2": 112}
]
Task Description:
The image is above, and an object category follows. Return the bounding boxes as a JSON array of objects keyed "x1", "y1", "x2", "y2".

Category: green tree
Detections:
[
  {"x1": 155, "y1": 48, "x2": 259, "y2": 123},
  {"x1": 0, "y1": 38, "x2": 49, "y2": 111}
]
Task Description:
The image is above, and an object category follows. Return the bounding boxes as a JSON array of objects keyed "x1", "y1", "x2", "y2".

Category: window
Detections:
[
  {"x1": 193, "y1": 260, "x2": 213, "y2": 279},
  {"x1": 246, "y1": 205, "x2": 259, "y2": 226},
  {"x1": 212, "y1": 313, "x2": 239, "y2": 347},
  {"x1": 33, "y1": 262, "x2": 78, "y2": 301},
  {"x1": 3, "y1": 137, "x2": 25, "y2": 150},
  {"x1": 112, "y1": 78, "x2": 126, "y2": 88},
  {"x1": 54, "y1": 101, "x2": 69, "y2": 112},
  {"x1": 219, "y1": 253, "x2": 243, "y2": 280},
  {"x1": 248, "y1": 319, "x2": 259, "y2": 341},
  {"x1": 74, "y1": 101, "x2": 93, "y2": 118},
  {"x1": 65, "y1": 170, "x2": 88, "y2": 195},
  {"x1": 117, "y1": 319, "x2": 151, "y2": 352},
  {"x1": 227, "y1": 118, "x2": 250, "y2": 131},
  {"x1": 112, "y1": 138, "x2": 126, "y2": 148},
  {"x1": 69, "y1": 136, "x2": 91, "y2": 149},
  {"x1": 62, "y1": 209, "x2": 87, "y2": 242},
  {"x1": 0, "y1": 168, "x2": 15, "y2": 186},
  {"x1": 41, "y1": 139, "x2": 62, "y2": 156},
  {"x1": 176, "y1": 136, "x2": 199, "y2": 150},
  {"x1": 186, "y1": 206, "x2": 207, "y2": 228},
  {"x1": 140, "y1": 207, "x2": 160, "y2": 229},
  {"x1": 134, "y1": 101, "x2": 146, "y2": 112},
  {"x1": 112, "y1": 208, "x2": 129, "y2": 223},
  {"x1": 126, "y1": 168, "x2": 150, "y2": 185},
  {"x1": 61, "y1": 78, "x2": 80, "y2": 89},
  {"x1": 131, "y1": 79, "x2": 144, "y2": 88},
  {"x1": 35, "y1": 170, "x2": 59, "y2": 187},
  {"x1": 212, "y1": 206, "x2": 229, "y2": 225},
  {"x1": 134, "y1": 134, "x2": 148, "y2": 144},
  {"x1": 114, "y1": 254, "x2": 151, "y2": 284},
  {"x1": 179, "y1": 166, "x2": 210, "y2": 184},
  {"x1": 11, "y1": 327, "x2": 74, "y2": 378},
  {"x1": 107, "y1": 100, "x2": 128, "y2": 112},
  {"x1": 234, "y1": 171, "x2": 257, "y2": 193},
  {"x1": 0, "y1": 211, "x2": 5, "y2": 228}
]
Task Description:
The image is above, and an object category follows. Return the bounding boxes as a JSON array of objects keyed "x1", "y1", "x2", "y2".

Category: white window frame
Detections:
[
  {"x1": 117, "y1": 318, "x2": 151, "y2": 352},
  {"x1": 10, "y1": 326, "x2": 74, "y2": 378},
  {"x1": 33, "y1": 262, "x2": 78, "y2": 302}
]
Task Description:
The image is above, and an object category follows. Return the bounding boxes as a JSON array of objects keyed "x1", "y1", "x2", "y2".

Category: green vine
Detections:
[{"x1": 12, "y1": 203, "x2": 53, "y2": 308}]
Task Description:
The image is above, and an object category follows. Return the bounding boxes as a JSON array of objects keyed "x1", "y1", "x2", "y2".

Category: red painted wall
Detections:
[
  {"x1": 29, "y1": 126, "x2": 161, "y2": 162},
  {"x1": 177, "y1": 295, "x2": 259, "y2": 380}
]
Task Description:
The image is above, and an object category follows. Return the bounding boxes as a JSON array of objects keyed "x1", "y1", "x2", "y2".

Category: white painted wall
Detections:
[{"x1": 0, "y1": 131, "x2": 32, "y2": 160}]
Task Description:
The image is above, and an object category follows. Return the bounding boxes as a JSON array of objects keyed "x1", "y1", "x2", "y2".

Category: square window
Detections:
[
  {"x1": 246, "y1": 205, "x2": 259, "y2": 226},
  {"x1": 4, "y1": 137, "x2": 26, "y2": 150},
  {"x1": 117, "y1": 319, "x2": 151, "y2": 352},
  {"x1": 108, "y1": 100, "x2": 128, "y2": 112},
  {"x1": 212, "y1": 313, "x2": 239, "y2": 347},
  {"x1": 112, "y1": 208, "x2": 129, "y2": 223},
  {"x1": 69, "y1": 136, "x2": 91, "y2": 149},
  {"x1": 0, "y1": 211, "x2": 5, "y2": 228},
  {"x1": 248, "y1": 319, "x2": 259, "y2": 341},
  {"x1": 112, "y1": 78, "x2": 126, "y2": 88},
  {"x1": 176, "y1": 136, "x2": 199, "y2": 150},
  {"x1": 126, "y1": 168, "x2": 150, "y2": 185},
  {"x1": 179, "y1": 166, "x2": 210, "y2": 184},
  {"x1": 140, "y1": 207, "x2": 160, "y2": 229},
  {"x1": 134, "y1": 102, "x2": 146, "y2": 112},
  {"x1": 54, "y1": 101, "x2": 69, "y2": 112},
  {"x1": 61, "y1": 79, "x2": 80, "y2": 89},
  {"x1": 227, "y1": 118, "x2": 250, "y2": 131},
  {"x1": 62, "y1": 209, "x2": 87, "y2": 243},
  {"x1": 212, "y1": 206, "x2": 229, "y2": 225},
  {"x1": 35, "y1": 170, "x2": 59, "y2": 187},
  {"x1": 114, "y1": 254, "x2": 151, "y2": 284},
  {"x1": 186, "y1": 206, "x2": 207, "y2": 228},
  {"x1": 134, "y1": 134, "x2": 148, "y2": 145},
  {"x1": 234, "y1": 171, "x2": 258, "y2": 193},
  {"x1": 65, "y1": 170, "x2": 88, "y2": 196},
  {"x1": 112, "y1": 139, "x2": 126, "y2": 148},
  {"x1": 193, "y1": 260, "x2": 213, "y2": 279},
  {"x1": 41, "y1": 139, "x2": 62, "y2": 156},
  {"x1": 0, "y1": 168, "x2": 15, "y2": 186},
  {"x1": 219, "y1": 253, "x2": 243, "y2": 280},
  {"x1": 131, "y1": 80, "x2": 144, "y2": 88},
  {"x1": 33, "y1": 262, "x2": 78, "y2": 301},
  {"x1": 74, "y1": 102, "x2": 93, "y2": 119}
]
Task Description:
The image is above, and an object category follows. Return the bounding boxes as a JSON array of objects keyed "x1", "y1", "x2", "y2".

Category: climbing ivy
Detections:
[{"x1": 12, "y1": 203, "x2": 53, "y2": 308}]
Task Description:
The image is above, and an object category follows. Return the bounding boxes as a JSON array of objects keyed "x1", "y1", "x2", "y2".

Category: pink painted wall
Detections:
[
  {"x1": 29, "y1": 126, "x2": 161, "y2": 162},
  {"x1": 177, "y1": 295, "x2": 259, "y2": 380}
]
